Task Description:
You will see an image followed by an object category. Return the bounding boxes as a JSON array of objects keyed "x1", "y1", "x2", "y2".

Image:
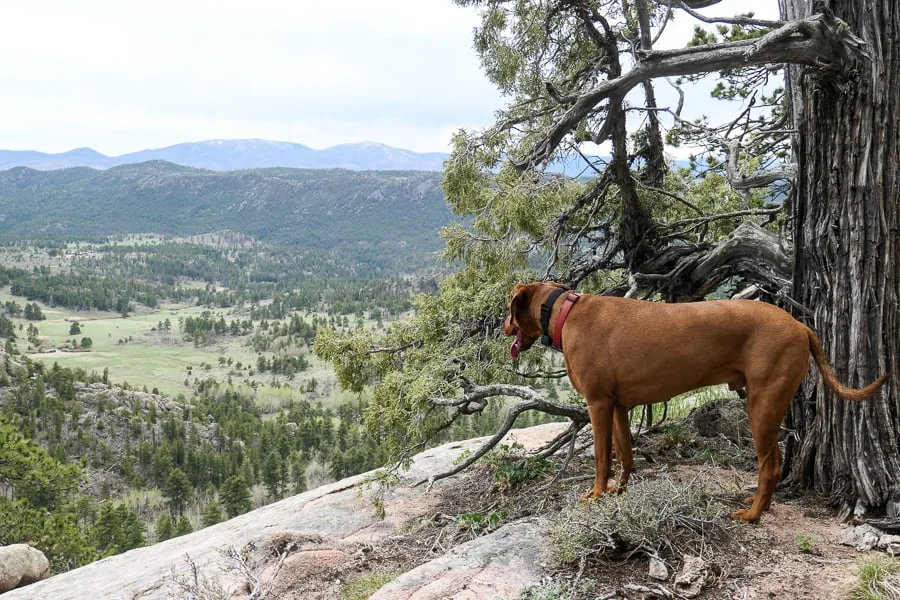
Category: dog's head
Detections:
[{"x1": 503, "y1": 281, "x2": 566, "y2": 358}]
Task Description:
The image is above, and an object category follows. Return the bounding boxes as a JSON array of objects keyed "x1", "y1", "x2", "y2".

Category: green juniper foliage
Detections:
[{"x1": 316, "y1": 1, "x2": 786, "y2": 471}]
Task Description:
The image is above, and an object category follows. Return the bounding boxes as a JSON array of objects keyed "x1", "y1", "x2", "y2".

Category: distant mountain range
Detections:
[
  {"x1": 0, "y1": 140, "x2": 450, "y2": 172},
  {"x1": 0, "y1": 161, "x2": 451, "y2": 267}
]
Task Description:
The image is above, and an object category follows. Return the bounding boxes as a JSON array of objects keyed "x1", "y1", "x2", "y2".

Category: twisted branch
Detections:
[{"x1": 512, "y1": 11, "x2": 860, "y2": 171}]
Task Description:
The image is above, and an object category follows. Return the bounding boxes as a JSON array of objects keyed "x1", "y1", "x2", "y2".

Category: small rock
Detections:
[
  {"x1": 674, "y1": 555, "x2": 710, "y2": 598},
  {"x1": 877, "y1": 533, "x2": 900, "y2": 555},
  {"x1": 742, "y1": 566, "x2": 773, "y2": 578},
  {"x1": 649, "y1": 556, "x2": 668, "y2": 581},
  {"x1": 839, "y1": 524, "x2": 882, "y2": 552},
  {"x1": 0, "y1": 544, "x2": 51, "y2": 593}
]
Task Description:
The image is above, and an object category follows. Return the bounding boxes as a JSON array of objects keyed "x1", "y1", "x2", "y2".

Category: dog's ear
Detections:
[{"x1": 508, "y1": 283, "x2": 531, "y2": 325}]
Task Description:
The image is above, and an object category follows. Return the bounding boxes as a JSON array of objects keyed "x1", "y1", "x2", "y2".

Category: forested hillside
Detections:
[{"x1": 0, "y1": 162, "x2": 450, "y2": 266}]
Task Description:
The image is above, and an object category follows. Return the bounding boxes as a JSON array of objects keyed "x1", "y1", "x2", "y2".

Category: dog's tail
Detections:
[{"x1": 807, "y1": 327, "x2": 891, "y2": 401}]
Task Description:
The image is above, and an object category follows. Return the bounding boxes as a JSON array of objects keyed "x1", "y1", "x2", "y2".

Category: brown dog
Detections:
[{"x1": 503, "y1": 281, "x2": 890, "y2": 523}]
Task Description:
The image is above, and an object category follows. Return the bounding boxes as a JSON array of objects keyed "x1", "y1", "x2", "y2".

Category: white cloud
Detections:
[{"x1": 0, "y1": 0, "x2": 781, "y2": 156}]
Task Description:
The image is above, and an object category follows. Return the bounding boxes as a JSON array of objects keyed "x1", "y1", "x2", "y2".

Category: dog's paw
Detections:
[
  {"x1": 579, "y1": 489, "x2": 601, "y2": 502},
  {"x1": 730, "y1": 508, "x2": 760, "y2": 524}
]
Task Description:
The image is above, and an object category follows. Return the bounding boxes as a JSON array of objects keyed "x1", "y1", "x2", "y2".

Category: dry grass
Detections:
[
  {"x1": 853, "y1": 555, "x2": 900, "y2": 600},
  {"x1": 341, "y1": 571, "x2": 398, "y2": 600},
  {"x1": 549, "y1": 471, "x2": 739, "y2": 563}
]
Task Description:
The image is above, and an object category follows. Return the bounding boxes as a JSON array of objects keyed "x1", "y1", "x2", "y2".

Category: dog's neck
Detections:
[{"x1": 537, "y1": 285, "x2": 580, "y2": 351}]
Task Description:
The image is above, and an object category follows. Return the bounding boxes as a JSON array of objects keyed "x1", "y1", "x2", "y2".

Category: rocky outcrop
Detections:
[
  {"x1": 369, "y1": 518, "x2": 550, "y2": 600},
  {"x1": 2, "y1": 423, "x2": 566, "y2": 600},
  {"x1": 0, "y1": 544, "x2": 50, "y2": 593}
]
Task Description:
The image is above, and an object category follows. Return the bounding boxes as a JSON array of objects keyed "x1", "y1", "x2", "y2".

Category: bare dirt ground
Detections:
[
  {"x1": 160, "y1": 406, "x2": 889, "y2": 600},
  {"x1": 536, "y1": 463, "x2": 865, "y2": 600},
  {"x1": 368, "y1": 404, "x2": 879, "y2": 600}
]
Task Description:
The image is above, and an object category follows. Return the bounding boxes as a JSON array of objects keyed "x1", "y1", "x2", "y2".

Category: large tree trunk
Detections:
[{"x1": 783, "y1": 0, "x2": 900, "y2": 517}]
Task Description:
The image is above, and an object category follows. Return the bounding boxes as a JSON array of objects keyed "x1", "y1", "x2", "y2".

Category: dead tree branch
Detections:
[
  {"x1": 726, "y1": 139, "x2": 797, "y2": 190},
  {"x1": 413, "y1": 384, "x2": 589, "y2": 488},
  {"x1": 675, "y1": 1, "x2": 785, "y2": 28},
  {"x1": 513, "y1": 11, "x2": 864, "y2": 170}
]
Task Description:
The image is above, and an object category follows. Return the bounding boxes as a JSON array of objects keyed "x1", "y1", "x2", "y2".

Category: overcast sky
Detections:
[{"x1": 0, "y1": 0, "x2": 780, "y2": 157}]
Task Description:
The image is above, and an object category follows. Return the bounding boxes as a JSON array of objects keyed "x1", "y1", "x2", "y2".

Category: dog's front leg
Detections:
[
  {"x1": 609, "y1": 404, "x2": 634, "y2": 494},
  {"x1": 582, "y1": 397, "x2": 614, "y2": 500}
]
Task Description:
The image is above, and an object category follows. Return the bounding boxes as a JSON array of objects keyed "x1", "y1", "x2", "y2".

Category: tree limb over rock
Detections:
[{"x1": 413, "y1": 384, "x2": 589, "y2": 489}]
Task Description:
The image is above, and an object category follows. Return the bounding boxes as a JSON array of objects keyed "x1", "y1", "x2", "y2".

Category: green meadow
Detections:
[{"x1": 0, "y1": 287, "x2": 348, "y2": 408}]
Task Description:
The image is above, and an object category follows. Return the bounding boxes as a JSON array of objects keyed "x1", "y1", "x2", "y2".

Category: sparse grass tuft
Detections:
[
  {"x1": 342, "y1": 571, "x2": 397, "y2": 600},
  {"x1": 549, "y1": 471, "x2": 736, "y2": 563},
  {"x1": 853, "y1": 555, "x2": 900, "y2": 600}
]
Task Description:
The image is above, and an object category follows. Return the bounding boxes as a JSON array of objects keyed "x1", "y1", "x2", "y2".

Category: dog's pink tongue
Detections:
[{"x1": 510, "y1": 329, "x2": 523, "y2": 359}]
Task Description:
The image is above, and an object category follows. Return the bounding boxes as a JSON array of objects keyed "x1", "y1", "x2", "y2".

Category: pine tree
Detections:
[
  {"x1": 201, "y1": 500, "x2": 223, "y2": 527},
  {"x1": 156, "y1": 514, "x2": 174, "y2": 542},
  {"x1": 163, "y1": 468, "x2": 192, "y2": 517},
  {"x1": 262, "y1": 452, "x2": 284, "y2": 499},
  {"x1": 174, "y1": 515, "x2": 193, "y2": 537},
  {"x1": 220, "y1": 475, "x2": 252, "y2": 518}
]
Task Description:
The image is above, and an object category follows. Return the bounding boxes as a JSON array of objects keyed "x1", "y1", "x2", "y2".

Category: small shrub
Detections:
[
  {"x1": 520, "y1": 579, "x2": 598, "y2": 600},
  {"x1": 455, "y1": 510, "x2": 508, "y2": 537},
  {"x1": 482, "y1": 443, "x2": 551, "y2": 492},
  {"x1": 519, "y1": 581, "x2": 569, "y2": 600},
  {"x1": 852, "y1": 555, "x2": 900, "y2": 600},
  {"x1": 795, "y1": 534, "x2": 820, "y2": 554},
  {"x1": 550, "y1": 472, "x2": 736, "y2": 563}
]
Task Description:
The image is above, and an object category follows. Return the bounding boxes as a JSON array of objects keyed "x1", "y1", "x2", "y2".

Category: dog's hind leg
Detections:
[
  {"x1": 582, "y1": 397, "x2": 614, "y2": 500},
  {"x1": 609, "y1": 404, "x2": 634, "y2": 494},
  {"x1": 732, "y1": 409, "x2": 781, "y2": 523},
  {"x1": 732, "y1": 383, "x2": 795, "y2": 523},
  {"x1": 743, "y1": 443, "x2": 781, "y2": 510}
]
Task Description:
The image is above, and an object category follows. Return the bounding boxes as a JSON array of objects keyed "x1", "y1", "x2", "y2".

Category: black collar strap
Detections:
[{"x1": 540, "y1": 287, "x2": 569, "y2": 347}]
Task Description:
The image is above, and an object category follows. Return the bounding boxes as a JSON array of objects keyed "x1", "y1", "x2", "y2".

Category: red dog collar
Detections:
[{"x1": 552, "y1": 292, "x2": 580, "y2": 350}]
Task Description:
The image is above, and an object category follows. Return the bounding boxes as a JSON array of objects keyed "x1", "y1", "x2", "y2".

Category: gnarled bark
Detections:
[
  {"x1": 783, "y1": 0, "x2": 900, "y2": 516},
  {"x1": 605, "y1": 222, "x2": 792, "y2": 302}
]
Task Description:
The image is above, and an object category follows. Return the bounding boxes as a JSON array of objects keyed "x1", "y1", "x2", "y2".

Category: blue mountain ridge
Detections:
[
  {"x1": 0, "y1": 139, "x2": 694, "y2": 175},
  {"x1": 0, "y1": 140, "x2": 449, "y2": 172}
]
